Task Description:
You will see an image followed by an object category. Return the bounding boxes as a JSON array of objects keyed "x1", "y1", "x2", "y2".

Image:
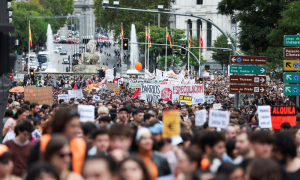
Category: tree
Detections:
[
  {"x1": 265, "y1": 1, "x2": 300, "y2": 79},
  {"x1": 94, "y1": 0, "x2": 169, "y2": 41},
  {"x1": 217, "y1": 0, "x2": 296, "y2": 56},
  {"x1": 137, "y1": 27, "x2": 206, "y2": 70},
  {"x1": 211, "y1": 34, "x2": 235, "y2": 70}
]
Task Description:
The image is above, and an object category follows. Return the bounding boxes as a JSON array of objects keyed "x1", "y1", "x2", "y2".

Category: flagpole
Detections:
[
  {"x1": 28, "y1": 20, "x2": 30, "y2": 75},
  {"x1": 165, "y1": 27, "x2": 167, "y2": 72},
  {"x1": 199, "y1": 25, "x2": 201, "y2": 76},
  {"x1": 148, "y1": 23, "x2": 150, "y2": 71},
  {"x1": 188, "y1": 28, "x2": 190, "y2": 81},
  {"x1": 121, "y1": 22, "x2": 123, "y2": 73},
  {"x1": 145, "y1": 26, "x2": 147, "y2": 70}
]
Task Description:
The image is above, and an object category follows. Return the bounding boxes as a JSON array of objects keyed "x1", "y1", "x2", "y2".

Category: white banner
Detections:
[
  {"x1": 258, "y1": 105, "x2": 272, "y2": 128},
  {"x1": 209, "y1": 109, "x2": 230, "y2": 129},
  {"x1": 105, "y1": 68, "x2": 114, "y2": 78},
  {"x1": 78, "y1": 105, "x2": 95, "y2": 122},
  {"x1": 213, "y1": 103, "x2": 222, "y2": 110},
  {"x1": 195, "y1": 109, "x2": 206, "y2": 126},
  {"x1": 140, "y1": 84, "x2": 204, "y2": 104},
  {"x1": 204, "y1": 95, "x2": 215, "y2": 104},
  {"x1": 92, "y1": 95, "x2": 100, "y2": 103},
  {"x1": 68, "y1": 90, "x2": 83, "y2": 99},
  {"x1": 58, "y1": 94, "x2": 69, "y2": 102}
]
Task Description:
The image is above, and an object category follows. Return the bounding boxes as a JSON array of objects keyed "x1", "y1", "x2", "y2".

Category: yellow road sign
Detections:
[{"x1": 284, "y1": 60, "x2": 300, "y2": 71}]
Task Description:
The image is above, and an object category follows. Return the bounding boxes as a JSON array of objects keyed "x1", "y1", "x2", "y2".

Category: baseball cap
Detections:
[{"x1": 148, "y1": 123, "x2": 164, "y2": 134}]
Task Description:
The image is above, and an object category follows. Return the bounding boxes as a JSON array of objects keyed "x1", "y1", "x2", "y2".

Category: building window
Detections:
[
  {"x1": 188, "y1": 19, "x2": 192, "y2": 38},
  {"x1": 207, "y1": 21, "x2": 212, "y2": 48},
  {"x1": 197, "y1": 0, "x2": 203, "y2": 4},
  {"x1": 197, "y1": 19, "x2": 202, "y2": 39}
]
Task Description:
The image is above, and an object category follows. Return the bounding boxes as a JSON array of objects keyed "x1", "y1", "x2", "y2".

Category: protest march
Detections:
[{"x1": 2, "y1": 68, "x2": 300, "y2": 180}]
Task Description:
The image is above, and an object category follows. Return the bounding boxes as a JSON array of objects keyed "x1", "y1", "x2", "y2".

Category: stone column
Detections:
[{"x1": 192, "y1": 20, "x2": 197, "y2": 38}]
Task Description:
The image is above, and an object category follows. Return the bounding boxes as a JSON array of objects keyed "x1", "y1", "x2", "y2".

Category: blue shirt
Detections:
[{"x1": 28, "y1": 113, "x2": 41, "y2": 120}]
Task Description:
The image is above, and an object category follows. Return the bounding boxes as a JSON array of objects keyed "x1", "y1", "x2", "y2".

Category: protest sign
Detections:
[
  {"x1": 25, "y1": 86, "x2": 53, "y2": 106},
  {"x1": 116, "y1": 73, "x2": 120, "y2": 79},
  {"x1": 114, "y1": 90, "x2": 120, "y2": 94},
  {"x1": 162, "y1": 110, "x2": 180, "y2": 138},
  {"x1": 271, "y1": 106, "x2": 296, "y2": 129},
  {"x1": 214, "y1": 75, "x2": 218, "y2": 80},
  {"x1": 195, "y1": 109, "x2": 206, "y2": 126},
  {"x1": 209, "y1": 109, "x2": 229, "y2": 129},
  {"x1": 68, "y1": 90, "x2": 83, "y2": 99},
  {"x1": 257, "y1": 105, "x2": 272, "y2": 128},
  {"x1": 179, "y1": 95, "x2": 192, "y2": 105},
  {"x1": 204, "y1": 95, "x2": 215, "y2": 104},
  {"x1": 77, "y1": 105, "x2": 95, "y2": 122},
  {"x1": 111, "y1": 93, "x2": 115, "y2": 96},
  {"x1": 140, "y1": 84, "x2": 161, "y2": 103},
  {"x1": 105, "y1": 68, "x2": 114, "y2": 78},
  {"x1": 58, "y1": 94, "x2": 69, "y2": 102},
  {"x1": 213, "y1": 103, "x2": 221, "y2": 110},
  {"x1": 92, "y1": 95, "x2": 100, "y2": 102},
  {"x1": 107, "y1": 83, "x2": 119, "y2": 90},
  {"x1": 210, "y1": 75, "x2": 214, "y2": 80}
]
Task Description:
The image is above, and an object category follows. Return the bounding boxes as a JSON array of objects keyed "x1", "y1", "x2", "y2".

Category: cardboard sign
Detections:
[
  {"x1": 179, "y1": 95, "x2": 192, "y2": 105},
  {"x1": 68, "y1": 90, "x2": 83, "y2": 99},
  {"x1": 114, "y1": 90, "x2": 120, "y2": 94},
  {"x1": 162, "y1": 110, "x2": 180, "y2": 138},
  {"x1": 92, "y1": 95, "x2": 100, "y2": 103},
  {"x1": 204, "y1": 95, "x2": 215, "y2": 104},
  {"x1": 271, "y1": 106, "x2": 296, "y2": 129},
  {"x1": 208, "y1": 109, "x2": 230, "y2": 129},
  {"x1": 195, "y1": 109, "x2": 206, "y2": 126},
  {"x1": 78, "y1": 105, "x2": 95, "y2": 122},
  {"x1": 58, "y1": 94, "x2": 69, "y2": 102},
  {"x1": 24, "y1": 86, "x2": 53, "y2": 106},
  {"x1": 213, "y1": 103, "x2": 222, "y2": 110},
  {"x1": 107, "y1": 83, "x2": 119, "y2": 90},
  {"x1": 257, "y1": 105, "x2": 272, "y2": 128}
]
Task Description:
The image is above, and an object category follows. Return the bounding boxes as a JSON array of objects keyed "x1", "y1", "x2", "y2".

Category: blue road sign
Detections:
[
  {"x1": 294, "y1": 75, "x2": 299, "y2": 81},
  {"x1": 293, "y1": 62, "x2": 299, "y2": 69},
  {"x1": 293, "y1": 87, "x2": 299, "y2": 93},
  {"x1": 237, "y1": 57, "x2": 242, "y2": 63}
]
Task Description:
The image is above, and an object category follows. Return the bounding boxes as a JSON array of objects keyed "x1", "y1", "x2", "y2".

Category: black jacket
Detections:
[{"x1": 152, "y1": 152, "x2": 171, "y2": 177}]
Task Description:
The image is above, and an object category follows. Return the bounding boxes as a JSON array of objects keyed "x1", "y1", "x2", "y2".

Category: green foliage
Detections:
[
  {"x1": 137, "y1": 27, "x2": 206, "y2": 69},
  {"x1": 211, "y1": 34, "x2": 235, "y2": 69},
  {"x1": 265, "y1": 1, "x2": 300, "y2": 79},
  {"x1": 218, "y1": 0, "x2": 296, "y2": 56},
  {"x1": 11, "y1": 0, "x2": 74, "y2": 51},
  {"x1": 94, "y1": 0, "x2": 169, "y2": 41}
]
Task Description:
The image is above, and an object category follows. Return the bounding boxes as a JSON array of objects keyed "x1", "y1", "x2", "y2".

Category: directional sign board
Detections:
[
  {"x1": 284, "y1": 48, "x2": 300, "y2": 58},
  {"x1": 230, "y1": 66, "x2": 266, "y2": 75},
  {"x1": 284, "y1": 35, "x2": 300, "y2": 46},
  {"x1": 284, "y1": 73, "x2": 300, "y2": 83},
  {"x1": 284, "y1": 60, "x2": 300, "y2": 71},
  {"x1": 284, "y1": 85, "x2": 300, "y2": 95},
  {"x1": 230, "y1": 85, "x2": 266, "y2": 93},
  {"x1": 230, "y1": 56, "x2": 267, "y2": 65},
  {"x1": 230, "y1": 75, "x2": 266, "y2": 84}
]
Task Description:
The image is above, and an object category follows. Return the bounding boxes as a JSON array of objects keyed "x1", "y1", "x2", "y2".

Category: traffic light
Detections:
[
  {"x1": 98, "y1": 69, "x2": 105, "y2": 78},
  {"x1": 7, "y1": 0, "x2": 13, "y2": 23},
  {"x1": 123, "y1": 38, "x2": 129, "y2": 51},
  {"x1": 30, "y1": 68, "x2": 34, "y2": 76},
  {"x1": 181, "y1": 44, "x2": 186, "y2": 55},
  {"x1": 199, "y1": 78, "x2": 203, "y2": 84},
  {"x1": 0, "y1": 33, "x2": 17, "y2": 74}
]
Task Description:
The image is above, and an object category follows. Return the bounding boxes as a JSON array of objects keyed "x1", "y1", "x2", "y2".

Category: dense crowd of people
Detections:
[{"x1": 2, "y1": 69, "x2": 299, "y2": 180}]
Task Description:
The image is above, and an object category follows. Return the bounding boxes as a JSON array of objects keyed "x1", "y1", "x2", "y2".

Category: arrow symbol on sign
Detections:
[
  {"x1": 287, "y1": 75, "x2": 292, "y2": 80},
  {"x1": 260, "y1": 68, "x2": 265, "y2": 73},
  {"x1": 286, "y1": 62, "x2": 291, "y2": 68},
  {"x1": 286, "y1": 87, "x2": 291, "y2": 92},
  {"x1": 260, "y1": 87, "x2": 265, "y2": 92},
  {"x1": 231, "y1": 57, "x2": 236, "y2": 62},
  {"x1": 260, "y1": 78, "x2": 265, "y2": 83}
]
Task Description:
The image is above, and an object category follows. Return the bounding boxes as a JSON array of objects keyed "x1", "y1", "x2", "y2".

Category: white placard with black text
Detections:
[
  {"x1": 258, "y1": 105, "x2": 272, "y2": 128},
  {"x1": 208, "y1": 109, "x2": 229, "y2": 129}
]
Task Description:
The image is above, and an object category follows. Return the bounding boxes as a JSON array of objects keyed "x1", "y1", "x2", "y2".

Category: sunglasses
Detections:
[{"x1": 58, "y1": 152, "x2": 72, "y2": 158}]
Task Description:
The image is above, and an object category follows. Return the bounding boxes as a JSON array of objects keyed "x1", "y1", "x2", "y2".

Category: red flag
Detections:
[
  {"x1": 149, "y1": 27, "x2": 152, "y2": 48},
  {"x1": 74, "y1": 84, "x2": 78, "y2": 90},
  {"x1": 188, "y1": 29, "x2": 191, "y2": 50},
  {"x1": 200, "y1": 27, "x2": 203, "y2": 48},
  {"x1": 122, "y1": 27, "x2": 123, "y2": 39},
  {"x1": 132, "y1": 88, "x2": 140, "y2": 98},
  {"x1": 146, "y1": 28, "x2": 148, "y2": 39},
  {"x1": 167, "y1": 30, "x2": 172, "y2": 49}
]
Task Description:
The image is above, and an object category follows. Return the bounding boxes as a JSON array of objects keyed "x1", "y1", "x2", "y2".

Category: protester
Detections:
[
  {"x1": 0, "y1": 144, "x2": 22, "y2": 180},
  {"x1": 119, "y1": 155, "x2": 151, "y2": 180}
]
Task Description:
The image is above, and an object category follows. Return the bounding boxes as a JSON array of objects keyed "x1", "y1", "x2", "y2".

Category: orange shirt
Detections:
[{"x1": 138, "y1": 149, "x2": 159, "y2": 180}]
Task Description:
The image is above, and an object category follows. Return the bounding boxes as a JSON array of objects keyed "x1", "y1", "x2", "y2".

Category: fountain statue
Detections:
[{"x1": 73, "y1": 39, "x2": 108, "y2": 73}]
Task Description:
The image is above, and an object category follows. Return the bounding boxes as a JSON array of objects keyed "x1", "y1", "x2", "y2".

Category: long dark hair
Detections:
[
  {"x1": 13, "y1": 108, "x2": 26, "y2": 120},
  {"x1": 42, "y1": 134, "x2": 69, "y2": 162},
  {"x1": 26, "y1": 162, "x2": 60, "y2": 180},
  {"x1": 119, "y1": 154, "x2": 151, "y2": 180},
  {"x1": 50, "y1": 108, "x2": 79, "y2": 134}
]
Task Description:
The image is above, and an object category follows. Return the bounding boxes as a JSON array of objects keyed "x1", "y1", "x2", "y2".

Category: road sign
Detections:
[
  {"x1": 284, "y1": 85, "x2": 300, "y2": 95},
  {"x1": 230, "y1": 66, "x2": 266, "y2": 75},
  {"x1": 284, "y1": 60, "x2": 300, "y2": 71},
  {"x1": 284, "y1": 48, "x2": 300, "y2": 58},
  {"x1": 230, "y1": 85, "x2": 266, "y2": 93},
  {"x1": 284, "y1": 35, "x2": 300, "y2": 46},
  {"x1": 230, "y1": 56, "x2": 267, "y2": 64},
  {"x1": 230, "y1": 75, "x2": 266, "y2": 84},
  {"x1": 284, "y1": 72, "x2": 300, "y2": 83}
]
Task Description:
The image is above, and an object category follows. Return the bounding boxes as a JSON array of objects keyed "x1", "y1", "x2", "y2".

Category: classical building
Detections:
[{"x1": 169, "y1": 0, "x2": 239, "y2": 71}]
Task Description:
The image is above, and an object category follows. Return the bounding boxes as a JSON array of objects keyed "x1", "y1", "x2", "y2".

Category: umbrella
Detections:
[{"x1": 9, "y1": 87, "x2": 24, "y2": 93}]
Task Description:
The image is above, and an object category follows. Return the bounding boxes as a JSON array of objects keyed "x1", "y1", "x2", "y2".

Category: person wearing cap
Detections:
[
  {"x1": 118, "y1": 107, "x2": 130, "y2": 124},
  {"x1": 135, "y1": 127, "x2": 171, "y2": 180},
  {"x1": 0, "y1": 144, "x2": 22, "y2": 180},
  {"x1": 109, "y1": 108, "x2": 117, "y2": 120}
]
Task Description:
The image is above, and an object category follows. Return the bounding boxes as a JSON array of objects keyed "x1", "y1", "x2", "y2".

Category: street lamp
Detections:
[
  {"x1": 102, "y1": 0, "x2": 109, "y2": 7},
  {"x1": 113, "y1": 1, "x2": 120, "y2": 7},
  {"x1": 157, "y1": 5, "x2": 164, "y2": 11}
]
